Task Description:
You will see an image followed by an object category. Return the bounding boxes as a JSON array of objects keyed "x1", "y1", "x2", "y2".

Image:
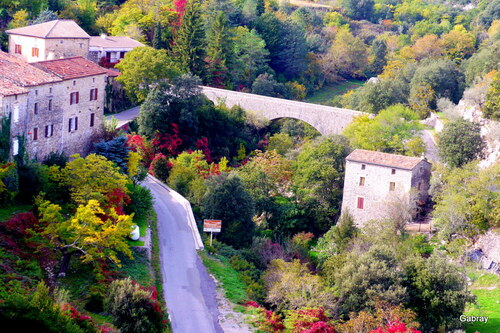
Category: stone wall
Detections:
[
  {"x1": 201, "y1": 86, "x2": 366, "y2": 136},
  {"x1": 341, "y1": 160, "x2": 431, "y2": 226},
  {"x1": 8, "y1": 35, "x2": 89, "y2": 62}
]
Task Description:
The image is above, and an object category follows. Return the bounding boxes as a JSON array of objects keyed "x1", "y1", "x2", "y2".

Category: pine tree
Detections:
[
  {"x1": 153, "y1": 21, "x2": 163, "y2": 49},
  {"x1": 205, "y1": 11, "x2": 232, "y2": 87},
  {"x1": 171, "y1": 0, "x2": 206, "y2": 78}
]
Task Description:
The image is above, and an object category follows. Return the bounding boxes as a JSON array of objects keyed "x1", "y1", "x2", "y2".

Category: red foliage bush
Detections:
[
  {"x1": 286, "y1": 308, "x2": 335, "y2": 333},
  {"x1": 126, "y1": 134, "x2": 155, "y2": 167},
  {"x1": 370, "y1": 321, "x2": 422, "y2": 333},
  {"x1": 195, "y1": 137, "x2": 212, "y2": 163},
  {"x1": 152, "y1": 123, "x2": 183, "y2": 156},
  {"x1": 4, "y1": 212, "x2": 43, "y2": 236},
  {"x1": 149, "y1": 153, "x2": 172, "y2": 180}
]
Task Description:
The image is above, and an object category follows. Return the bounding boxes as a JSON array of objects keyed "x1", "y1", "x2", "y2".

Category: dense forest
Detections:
[{"x1": 0, "y1": 0, "x2": 499, "y2": 332}]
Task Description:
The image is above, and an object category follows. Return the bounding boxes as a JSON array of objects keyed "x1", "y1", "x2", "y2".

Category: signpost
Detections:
[{"x1": 203, "y1": 219, "x2": 222, "y2": 246}]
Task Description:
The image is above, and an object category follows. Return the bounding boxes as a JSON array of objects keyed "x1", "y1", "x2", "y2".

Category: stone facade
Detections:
[
  {"x1": 7, "y1": 20, "x2": 90, "y2": 63},
  {"x1": 202, "y1": 86, "x2": 367, "y2": 136},
  {"x1": 8, "y1": 34, "x2": 89, "y2": 62},
  {"x1": 0, "y1": 52, "x2": 107, "y2": 161},
  {"x1": 341, "y1": 149, "x2": 431, "y2": 226}
]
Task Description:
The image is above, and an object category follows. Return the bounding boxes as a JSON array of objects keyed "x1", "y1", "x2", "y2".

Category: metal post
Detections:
[{"x1": 210, "y1": 232, "x2": 213, "y2": 247}]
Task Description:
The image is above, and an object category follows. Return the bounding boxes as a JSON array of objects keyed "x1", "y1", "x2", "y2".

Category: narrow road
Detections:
[
  {"x1": 421, "y1": 129, "x2": 440, "y2": 163},
  {"x1": 106, "y1": 105, "x2": 140, "y2": 128},
  {"x1": 142, "y1": 177, "x2": 222, "y2": 333}
]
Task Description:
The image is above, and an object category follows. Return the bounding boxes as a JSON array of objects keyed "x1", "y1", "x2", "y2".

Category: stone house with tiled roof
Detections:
[
  {"x1": 0, "y1": 51, "x2": 107, "y2": 160},
  {"x1": 89, "y1": 35, "x2": 145, "y2": 66},
  {"x1": 341, "y1": 149, "x2": 432, "y2": 226},
  {"x1": 6, "y1": 20, "x2": 90, "y2": 63}
]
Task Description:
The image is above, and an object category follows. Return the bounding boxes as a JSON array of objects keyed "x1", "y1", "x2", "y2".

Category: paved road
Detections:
[
  {"x1": 421, "y1": 130, "x2": 440, "y2": 163},
  {"x1": 142, "y1": 177, "x2": 222, "y2": 333},
  {"x1": 106, "y1": 106, "x2": 140, "y2": 128}
]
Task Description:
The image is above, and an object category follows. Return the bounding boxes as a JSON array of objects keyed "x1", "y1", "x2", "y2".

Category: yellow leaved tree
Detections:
[{"x1": 38, "y1": 199, "x2": 134, "y2": 275}]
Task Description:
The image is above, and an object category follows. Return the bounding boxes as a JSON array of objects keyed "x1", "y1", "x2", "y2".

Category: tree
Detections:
[
  {"x1": 104, "y1": 278, "x2": 164, "y2": 333},
  {"x1": 230, "y1": 26, "x2": 270, "y2": 87},
  {"x1": 403, "y1": 254, "x2": 475, "y2": 331},
  {"x1": 58, "y1": 154, "x2": 130, "y2": 206},
  {"x1": 437, "y1": 120, "x2": 485, "y2": 168},
  {"x1": 341, "y1": 0, "x2": 374, "y2": 21},
  {"x1": 369, "y1": 39, "x2": 387, "y2": 76},
  {"x1": 343, "y1": 105, "x2": 422, "y2": 155},
  {"x1": 323, "y1": 27, "x2": 369, "y2": 79},
  {"x1": 92, "y1": 136, "x2": 131, "y2": 173},
  {"x1": 440, "y1": 26, "x2": 476, "y2": 62},
  {"x1": 38, "y1": 199, "x2": 134, "y2": 275},
  {"x1": 267, "y1": 133, "x2": 294, "y2": 155},
  {"x1": 255, "y1": 13, "x2": 308, "y2": 78},
  {"x1": 411, "y1": 34, "x2": 442, "y2": 61},
  {"x1": 115, "y1": 47, "x2": 180, "y2": 103},
  {"x1": 205, "y1": 11, "x2": 232, "y2": 87},
  {"x1": 464, "y1": 41, "x2": 500, "y2": 85},
  {"x1": 409, "y1": 59, "x2": 465, "y2": 108},
  {"x1": 138, "y1": 74, "x2": 204, "y2": 141},
  {"x1": 264, "y1": 259, "x2": 335, "y2": 312},
  {"x1": 292, "y1": 136, "x2": 351, "y2": 233},
  {"x1": 333, "y1": 246, "x2": 407, "y2": 316},
  {"x1": 314, "y1": 212, "x2": 358, "y2": 261},
  {"x1": 32, "y1": 9, "x2": 58, "y2": 24},
  {"x1": 484, "y1": 71, "x2": 500, "y2": 120},
  {"x1": 251, "y1": 73, "x2": 290, "y2": 98},
  {"x1": 202, "y1": 175, "x2": 254, "y2": 248},
  {"x1": 171, "y1": 0, "x2": 206, "y2": 78}
]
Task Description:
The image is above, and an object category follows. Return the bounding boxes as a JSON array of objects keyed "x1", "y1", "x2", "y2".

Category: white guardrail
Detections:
[{"x1": 147, "y1": 175, "x2": 204, "y2": 250}]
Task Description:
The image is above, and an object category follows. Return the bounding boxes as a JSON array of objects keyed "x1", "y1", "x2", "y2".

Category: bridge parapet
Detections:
[{"x1": 201, "y1": 86, "x2": 367, "y2": 136}]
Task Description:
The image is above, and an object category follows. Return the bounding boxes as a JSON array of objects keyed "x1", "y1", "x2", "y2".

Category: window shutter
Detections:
[
  {"x1": 33, "y1": 128, "x2": 38, "y2": 140},
  {"x1": 95, "y1": 89, "x2": 98, "y2": 100},
  {"x1": 69, "y1": 118, "x2": 72, "y2": 132},
  {"x1": 70, "y1": 93, "x2": 73, "y2": 105},
  {"x1": 75, "y1": 117, "x2": 78, "y2": 130},
  {"x1": 90, "y1": 113, "x2": 95, "y2": 127},
  {"x1": 76, "y1": 92, "x2": 79, "y2": 104},
  {"x1": 90, "y1": 89, "x2": 93, "y2": 101},
  {"x1": 357, "y1": 197, "x2": 364, "y2": 209},
  {"x1": 45, "y1": 126, "x2": 48, "y2": 137}
]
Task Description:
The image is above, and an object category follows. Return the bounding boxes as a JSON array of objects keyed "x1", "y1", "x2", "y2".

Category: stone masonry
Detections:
[
  {"x1": 341, "y1": 149, "x2": 432, "y2": 226},
  {"x1": 202, "y1": 86, "x2": 367, "y2": 136}
]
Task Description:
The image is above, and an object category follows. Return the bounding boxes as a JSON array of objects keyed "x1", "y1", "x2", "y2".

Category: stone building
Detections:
[
  {"x1": 341, "y1": 149, "x2": 432, "y2": 226},
  {"x1": 6, "y1": 20, "x2": 90, "y2": 63},
  {"x1": 0, "y1": 51, "x2": 107, "y2": 160},
  {"x1": 88, "y1": 35, "x2": 144, "y2": 66}
]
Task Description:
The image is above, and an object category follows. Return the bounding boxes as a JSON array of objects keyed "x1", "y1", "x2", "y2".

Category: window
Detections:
[
  {"x1": 120, "y1": 51, "x2": 126, "y2": 59},
  {"x1": 34, "y1": 102, "x2": 38, "y2": 115},
  {"x1": 359, "y1": 177, "x2": 365, "y2": 186},
  {"x1": 92, "y1": 78, "x2": 95, "y2": 83},
  {"x1": 32, "y1": 47, "x2": 39, "y2": 57},
  {"x1": 13, "y1": 105, "x2": 19, "y2": 123},
  {"x1": 391, "y1": 169, "x2": 396, "y2": 175},
  {"x1": 90, "y1": 113, "x2": 95, "y2": 127},
  {"x1": 70, "y1": 92, "x2": 79, "y2": 105},
  {"x1": 14, "y1": 44, "x2": 22, "y2": 54},
  {"x1": 49, "y1": 87, "x2": 52, "y2": 94},
  {"x1": 90, "y1": 88, "x2": 98, "y2": 101},
  {"x1": 35, "y1": 90, "x2": 38, "y2": 95},
  {"x1": 79, "y1": 43, "x2": 83, "y2": 48},
  {"x1": 48, "y1": 99, "x2": 52, "y2": 111},
  {"x1": 33, "y1": 128, "x2": 38, "y2": 140},
  {"x1": 361, "y1": 164, "x2": 366, "y2": 170},
  {"x1": 73, "y1": 80, "x2": 76, "y2": 86},
  {"x1": 45, "y1": 124, "x2": 53, "y2": 137},
  {"x1": 389, "y1": 182, "x2": 396, "y2": 191},
  {"x1": 417, "y1": 182, "x2": 421, "y2": 191},
  {"x1": 357, "y1": 197, "x2": 364, "y2": 209},
  {"x1": 13, "y1": 139, "x2": 19, "y2": 155},
  {"x1": 68, "y1": 117, "x2": 78, "y2": 132}
]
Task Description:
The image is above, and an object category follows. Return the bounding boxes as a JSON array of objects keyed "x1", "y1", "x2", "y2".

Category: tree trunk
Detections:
[{"x1": 58, "y1": 249, "x2": 74, "y2": 276}]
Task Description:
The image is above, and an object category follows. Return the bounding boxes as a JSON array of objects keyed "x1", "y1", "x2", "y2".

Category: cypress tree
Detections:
[
  {"x1": 205, "y1": 11, "x2": 232, "y2": 87},
  {"x1": 153, "y1": 21, "x2": 163, "y2": 49},
  {"x1": 171, "y1": 0, "x2": 206, "y2": 78}
]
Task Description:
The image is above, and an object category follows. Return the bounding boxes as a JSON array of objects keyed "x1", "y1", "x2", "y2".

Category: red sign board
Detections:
[{"x1": 203, "y1": 219, "x2": 222, "y2": 233}]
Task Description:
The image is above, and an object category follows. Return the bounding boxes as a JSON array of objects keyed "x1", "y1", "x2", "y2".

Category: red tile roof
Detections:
[
  {"x1": 6, "y1": 20, "x2": 90, "y2": 39},
  {"x1": 89, "y1": 36, "x2": 144, "y2": 49},
  {"x1": 346, "y1": 149, "x2": 428, "y2": 170},
  {"x1": 0, "y1": 51, "x2": 60, "y2": 96},
  {"x1": 33, "y1": 57, "x2": 108, "y2": 80}
]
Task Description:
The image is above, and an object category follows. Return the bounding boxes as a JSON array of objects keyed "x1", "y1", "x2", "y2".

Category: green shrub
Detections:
[{"x1": 124, "y1": 183, "x2": 153, "y2": 218}]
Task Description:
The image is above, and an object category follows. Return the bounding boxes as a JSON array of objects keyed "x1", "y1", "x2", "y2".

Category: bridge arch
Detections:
[{"x1": 201, "y1": 86, "x2": 366, "y2": 136}]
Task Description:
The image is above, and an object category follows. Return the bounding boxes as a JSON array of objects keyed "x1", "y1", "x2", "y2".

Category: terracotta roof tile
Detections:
[
  {"x1": 6, "y1": 20, "x2": 90, "y2": 39},
  {"x1": 0, "y1": 51, "x2": 61, "y2": 90},
  {"x1": 89, "y1": 36, "x2": 145, "y2": 49},
  {"x1": 346, "y1": 149, "x2": 428, "y2": 170},
  {"x1": 33, "y1": 57, "x2": 108, "y2": 80},
  {"x1": 0, "y1": 80, "x2": 29, "y2": 96}
]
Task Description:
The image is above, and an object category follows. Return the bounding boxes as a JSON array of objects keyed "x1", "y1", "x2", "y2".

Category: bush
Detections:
[
  {"x1": 124, "y1": 183, "x2": 153, "y2": 218},
  {"x1": 42, "y1": 152, "x2": 68, "y2": 168},
  {"x1": 93, "y1": 136, "x2": 131, "y2": 173},
  {"x1": 149, "y1": 153, "x2": 171, "y2": 181},
  {"x1": 104, "y1": 278, "x2": 164, "y2": 333},
  {"x1": 438, "y1": 120, "x2": 485, "y2": 168}
]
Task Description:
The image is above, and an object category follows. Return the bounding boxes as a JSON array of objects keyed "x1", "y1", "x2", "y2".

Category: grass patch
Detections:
[
  {"x1": 0, "y1": 204, "x2": 32, "y2": 222},
  {"x1": 199, "y1": 251, "x2": 247, "y2": 304},
  {"x1": 306, "y1": 80, "x2": 365, "y2": 106},
  {"x1": 472, "y1": 273, "x2": 500, "y2": 288},
  {"x1": 117, "y1": 247, "x2": 153, "y2": 287},
  {"x1": 465, "y1": 289, "x2": 500, "y2": 333},
  {"x1": 135, "y1": 214, "x2": 148, "y2": 237}
]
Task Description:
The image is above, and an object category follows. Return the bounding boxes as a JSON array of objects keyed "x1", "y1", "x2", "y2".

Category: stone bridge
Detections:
[{"x1": 201, "y1": 86, "x2": 366, "y2": 136}]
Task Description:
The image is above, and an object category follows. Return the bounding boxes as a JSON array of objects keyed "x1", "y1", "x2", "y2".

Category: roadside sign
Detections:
[{"x1": 203, "y1": 219, "x2": 222, "y2": 233}]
